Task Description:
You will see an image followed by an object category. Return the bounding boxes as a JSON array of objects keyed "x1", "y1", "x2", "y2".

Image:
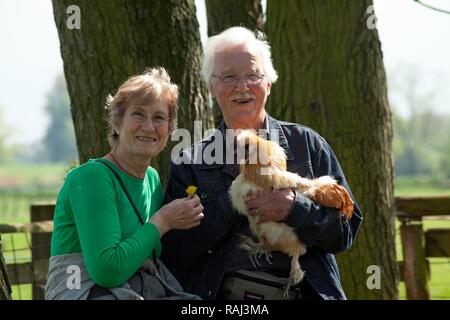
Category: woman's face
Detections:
[{"x1": 115, "y1": 99, "x2": 171, "y2": 161}]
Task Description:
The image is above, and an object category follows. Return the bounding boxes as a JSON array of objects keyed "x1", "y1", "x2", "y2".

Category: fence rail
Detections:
[
  {"x1": 396, "y1": 196, "x2": 450, "y2": 218},
  {"x1": 0, "y1": 221, "x2": 54, "y2": 234}
]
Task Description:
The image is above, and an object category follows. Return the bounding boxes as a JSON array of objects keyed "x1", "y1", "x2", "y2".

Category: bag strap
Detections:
[
  {"x1": 95, "y1": 159, "x2": 144, "y2": 225},
  {"x1": 95, "y1": 159, "x2": 158, "y2": 264}
]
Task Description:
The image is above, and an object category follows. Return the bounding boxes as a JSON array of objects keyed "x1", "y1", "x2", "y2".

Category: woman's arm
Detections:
[{"x1": 69, "y1": 165, "x2": 161, "y2": 288}]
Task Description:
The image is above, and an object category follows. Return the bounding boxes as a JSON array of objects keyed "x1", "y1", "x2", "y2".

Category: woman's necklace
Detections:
[{"x1": 109, "y1": 152, "x2": 142, "y2": 179}]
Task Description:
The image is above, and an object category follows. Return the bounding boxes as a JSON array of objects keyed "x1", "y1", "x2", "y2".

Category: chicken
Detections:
[{"x1": 229, "y1": 130, "x2": 354, "y2": 297}]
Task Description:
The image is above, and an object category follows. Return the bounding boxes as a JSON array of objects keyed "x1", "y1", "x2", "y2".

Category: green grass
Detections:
[{"x1": 10, "y1": 284, "x2": 32, "y2": 300}]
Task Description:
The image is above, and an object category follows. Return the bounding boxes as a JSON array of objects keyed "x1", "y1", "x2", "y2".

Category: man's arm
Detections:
[{"x1": 284, "y1": 137, "x2": 363, "y2": 253}]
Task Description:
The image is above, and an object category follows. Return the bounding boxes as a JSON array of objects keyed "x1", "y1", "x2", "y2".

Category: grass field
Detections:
[
  {"x1": 395, "y1": 176, "x2": 450, "y2": 196},
  {"x1": 1, "y1": 164, "x2": 450, "y2": 300},
  {"x1": 0, "y1": 163, "x2": 69, "y2": 187}
]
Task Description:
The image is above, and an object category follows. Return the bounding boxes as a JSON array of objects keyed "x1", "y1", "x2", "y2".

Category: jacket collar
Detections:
[
  {"x1": 267, "y1": 115, "x2": 294, "y2": 161},
  {"x1": 197, "y1": 114, "x2": 294, "y2": 175}
]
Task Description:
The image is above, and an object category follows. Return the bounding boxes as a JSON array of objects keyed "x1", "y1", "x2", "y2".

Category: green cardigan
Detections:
[{"x1": 50, "y1": 159, "x2": 163, "y2": 288}]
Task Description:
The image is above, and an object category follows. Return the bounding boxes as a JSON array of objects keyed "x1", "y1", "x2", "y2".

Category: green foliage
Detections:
[{"x1": 393, "y1": 111, "x2": 450, "y2": 178}]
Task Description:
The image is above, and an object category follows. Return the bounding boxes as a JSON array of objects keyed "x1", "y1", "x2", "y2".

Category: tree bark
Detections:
[
  {"x1": 52, "y1": 0, "x2": 213, "y2": 186},
  {"x1": 205, "y1": 0, "x2": 263, "y2": 127},
  {"x1": 0, "y1": 234, "x2": 12, "y2": 300},
  {"x1": 205, "y1": 0, "x2": 264, "y2": 35},
  {"x1": 266, "y1": 0, "x2": 398, "y2": 299}
]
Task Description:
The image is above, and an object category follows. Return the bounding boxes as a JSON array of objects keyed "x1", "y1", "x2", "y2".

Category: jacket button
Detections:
[
  {"x1": 200, "y1": 193, "x2": 207, "y2": 199},
  {"x1": 207, "y1": 249, "x2": 213, "y2": 254},
  {"x1": 208, "y1": 290, "x2": 212, "y2": 297}
]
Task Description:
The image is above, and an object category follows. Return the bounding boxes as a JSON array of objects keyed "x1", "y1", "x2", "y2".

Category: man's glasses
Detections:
[
  {"x1": 211, "y1": 73, "x2": 265, "y2": 86},
  {"x1": 130, "y1": 110, "x2": 170, "y2": 127}
]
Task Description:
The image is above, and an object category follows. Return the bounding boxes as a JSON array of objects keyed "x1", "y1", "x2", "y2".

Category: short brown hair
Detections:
[{"x1": 105, "y1": 67, "x2": 178, "y2": 147}]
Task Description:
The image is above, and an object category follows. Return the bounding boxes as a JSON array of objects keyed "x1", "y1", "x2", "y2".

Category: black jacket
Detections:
[{"x1": 161, "y1": 115, "x2": 363, "y2": 300}]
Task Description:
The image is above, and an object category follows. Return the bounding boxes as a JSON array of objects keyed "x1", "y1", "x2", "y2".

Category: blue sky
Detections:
[{"x1": 0, "y1": 0, "x2": 449, "y2": 146}]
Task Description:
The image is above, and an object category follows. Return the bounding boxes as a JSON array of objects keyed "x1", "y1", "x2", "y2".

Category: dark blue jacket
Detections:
[{"x1": 161, "y1": 115, "x2": 363, "y2": 300}]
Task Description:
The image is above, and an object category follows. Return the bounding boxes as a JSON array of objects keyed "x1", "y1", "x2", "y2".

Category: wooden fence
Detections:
[
  {"x1": 0, "y1": 204, "x2": 54, "y2": 300},
  {"x1": 395, "y1": 196, "x2": 450, "y2": 300},
  {"x1": 1, "y1": 197, "x2": 449, "y2": 300}
]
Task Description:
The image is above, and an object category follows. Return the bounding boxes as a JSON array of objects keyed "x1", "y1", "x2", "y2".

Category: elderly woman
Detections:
[{"x1": 45, "y1": 67, "x2": 203, "y2": 300}]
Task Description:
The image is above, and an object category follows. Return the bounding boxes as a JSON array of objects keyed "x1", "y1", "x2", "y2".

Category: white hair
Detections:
[{"x1": 201, "y1": 26, "x2": 278, "y2": 89}]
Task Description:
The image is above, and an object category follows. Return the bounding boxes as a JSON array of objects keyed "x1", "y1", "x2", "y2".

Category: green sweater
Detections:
[{"x1": 50, "y1": 159, "x2": 164, "y2": 288}]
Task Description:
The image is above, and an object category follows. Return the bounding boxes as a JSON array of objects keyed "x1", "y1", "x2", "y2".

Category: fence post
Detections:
[
  {"x1": 31, "y1": 204, "x2": 54, "y2": 300},
  {"x1": 400, "y1": 217, "x2": 430, "y2": 300}
]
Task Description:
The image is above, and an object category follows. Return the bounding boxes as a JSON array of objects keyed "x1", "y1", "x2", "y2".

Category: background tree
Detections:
[
  {"x1": 52, "y1": 0, "x2": 213, "y2": 185},
  {"x1": 388, "y1": 65, "x2": 450, "y2": 179},
  {"x1": 40, "y1": 74, "x2": 78, "y2": 163},
  {"x1": 266, "y1": 0, "x2": 398, "y2": 299},
  {"x1": 205, "y1": 0, "x2": 263, "y2": 126}
]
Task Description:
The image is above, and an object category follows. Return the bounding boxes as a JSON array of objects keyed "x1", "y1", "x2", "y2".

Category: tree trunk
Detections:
[
  {"x1": 52, "y1": 0, "x2": 213, "y2": 186},
  {"x1": 0, "y1": 234, "x2": 12, "y2": 300},
  {"x1": 205, "y1": 0, "x2": 263, "y2": 127},
  {"x1": 205, "y1": 0, "x2": 264, "y2": 35},
  {"x1": 266, "y1": 0, "x2": 398, "y2": 299}
]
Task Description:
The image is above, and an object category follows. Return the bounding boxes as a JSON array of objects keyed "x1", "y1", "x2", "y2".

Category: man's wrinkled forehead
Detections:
[{"x1": 213, "y1": 43, "x2": 263, "y2": 73}]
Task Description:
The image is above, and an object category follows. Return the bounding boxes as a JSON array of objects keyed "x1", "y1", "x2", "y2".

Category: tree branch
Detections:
[{"x1": 414, "y1": 0, "x2": 450, "y2": 15}]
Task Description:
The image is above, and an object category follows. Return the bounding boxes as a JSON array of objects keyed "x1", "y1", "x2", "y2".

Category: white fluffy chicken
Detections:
[{"x1": 229, "y1": 130, "x2": 354, "y2": 297}]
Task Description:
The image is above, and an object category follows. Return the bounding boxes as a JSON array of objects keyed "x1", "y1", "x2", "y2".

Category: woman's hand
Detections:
[{"x1": 149, "y1": 195, "x2": 204, "y2": 237}]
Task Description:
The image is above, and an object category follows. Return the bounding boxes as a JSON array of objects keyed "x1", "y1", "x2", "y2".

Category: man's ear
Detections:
[{"x1": 267, "y1": 82, "x2": 272, "y2": 96}]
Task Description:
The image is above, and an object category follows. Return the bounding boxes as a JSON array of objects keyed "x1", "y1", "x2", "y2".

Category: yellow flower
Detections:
[{"x1": 185, "y1": 185, "x2": 197, "y2": 197}]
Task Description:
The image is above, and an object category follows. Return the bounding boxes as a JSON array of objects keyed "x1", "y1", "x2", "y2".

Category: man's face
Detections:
[{"x1": 210, "y1": 43, "x2": 272, "y2": 130}]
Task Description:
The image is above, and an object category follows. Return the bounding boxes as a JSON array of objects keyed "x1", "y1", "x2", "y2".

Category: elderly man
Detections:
[{"x1": 161, "y1": 27, "x2": 363, "y2": 300}]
